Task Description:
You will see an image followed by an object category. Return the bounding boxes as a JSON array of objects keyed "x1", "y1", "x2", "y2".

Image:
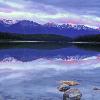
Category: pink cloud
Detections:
[{"x1": 0, "y1": 8, "x2": 13, "y2": 13}]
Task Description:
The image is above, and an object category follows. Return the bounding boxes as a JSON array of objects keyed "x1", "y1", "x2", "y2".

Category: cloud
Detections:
[
  {"x1": 29, "y1": 0, "x2": 100, "y2": 16},
  {"x1": 0, "y1": 0, "x2": 25, "y2": 13},
  {"x1": 0, "y1": 0, "x2": 100, "y2": 27}
]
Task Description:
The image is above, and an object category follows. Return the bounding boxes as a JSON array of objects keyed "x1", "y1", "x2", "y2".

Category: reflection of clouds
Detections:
[
  {"x1": 0, "y1": 56, "x2": 99, "y2": 82},
  {"x1": 0, "y1": 56, "x2": 100, "y2": 74},
  {"x1": 0, "y1": 56, "x2": 99, "y2": 99}
]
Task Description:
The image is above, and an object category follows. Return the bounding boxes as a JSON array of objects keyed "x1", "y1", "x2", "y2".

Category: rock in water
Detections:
[
  {"x1": 64, "y1": 88, "x2": 82, "y2": 100},
  {"x1": 57, "y1": 84, "x2": 70, "y2": 92},
  {"x1": 60, "y1": 81, "x2": 80, "y2": 86},
  {"x1": 93, "y1": 87, "x2": 100, "y2": 91}
]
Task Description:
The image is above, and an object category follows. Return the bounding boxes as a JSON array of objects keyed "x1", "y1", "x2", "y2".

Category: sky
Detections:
[{"x1": 0, "y1": 0, "x2": 100, "y2": 27}]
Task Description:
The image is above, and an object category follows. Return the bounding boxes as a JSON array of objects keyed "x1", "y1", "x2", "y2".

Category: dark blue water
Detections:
[
  {"x1": 0, "y1": 45, "x2": 100, "y2": 100},
  {"x1": 0, "y1": 46, "x2": 99, "y2": 61}
]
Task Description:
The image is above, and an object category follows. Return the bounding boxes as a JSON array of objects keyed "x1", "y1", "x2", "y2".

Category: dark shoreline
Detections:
[{"x1": 0, "y1": 41, "x2": 100, "y2": 52}]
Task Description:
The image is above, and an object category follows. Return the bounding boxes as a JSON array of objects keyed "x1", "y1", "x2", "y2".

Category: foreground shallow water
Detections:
[{"x1": 0, "y1": 56, "x2": 100, "y2": 100}]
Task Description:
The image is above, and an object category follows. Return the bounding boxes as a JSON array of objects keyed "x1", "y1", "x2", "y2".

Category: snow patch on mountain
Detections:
[{"x1": 0, "y1": 19, "x2": 98, "y2": 30}]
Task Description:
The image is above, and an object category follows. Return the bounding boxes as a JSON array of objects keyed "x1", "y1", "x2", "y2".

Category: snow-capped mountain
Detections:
[
  {"x1": 0, "y1": 19, "x2": 17, "y2": 25},
  {"x1": 0, "y1": 19, "x2": 100, "y2": 37},
  {"x1": 43, "y1": 22, "x2": 95, "y2": 30}
]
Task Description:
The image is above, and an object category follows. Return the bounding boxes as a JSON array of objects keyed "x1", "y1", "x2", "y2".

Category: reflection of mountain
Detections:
[
  {"x1": 0, "y1": 42, "x2": 71, "y2": 50},
  {"x1": 0, "y1": 19, "x2": 100, "y2": 37}
]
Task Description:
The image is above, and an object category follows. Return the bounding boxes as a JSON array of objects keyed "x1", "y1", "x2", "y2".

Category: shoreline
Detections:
[{"x1": 0, "y1": 41, "x2": 100, "y2": 44}]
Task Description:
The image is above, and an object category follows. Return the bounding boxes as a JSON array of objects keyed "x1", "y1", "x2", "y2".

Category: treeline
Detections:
[
  {"x1": 0, "y1": 32, "x2": 100, "y2": 42},
  {"x1": 0, "y1": 32, "x2": 21, "y2": 41},
  {"x1": 74, "y1": 34, "x2": 100, "y2": 42},
  {"x1": 0, "y1": 32, "x2": 71, "y2": 42}
]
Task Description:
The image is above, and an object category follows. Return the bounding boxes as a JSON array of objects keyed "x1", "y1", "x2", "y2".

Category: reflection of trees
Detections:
[
  {"x1": 0, "y1": 41, "x2": 100, "y2": 52},
  {"x1": 0, "y1": 42, "x2": 71, "y2": 50}
]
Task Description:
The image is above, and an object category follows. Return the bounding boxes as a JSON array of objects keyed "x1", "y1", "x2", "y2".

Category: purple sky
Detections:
[{"x1": 0, "y1": 0, "x2": 100, "y2": 27}]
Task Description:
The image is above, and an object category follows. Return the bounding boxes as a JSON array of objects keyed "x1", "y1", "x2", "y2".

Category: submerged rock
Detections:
[
  {"x1": 64, "y1": 88, "x2": 82, "y2": 100},
  {"x1": 60, "y1": 81, "x2": 80, "y2": 86},
  {"x1": 57, "y1": 84, "x2": 70, "y2": 92}
]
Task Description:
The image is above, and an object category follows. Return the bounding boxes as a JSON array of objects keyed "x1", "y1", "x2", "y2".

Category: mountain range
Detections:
[{"x1": 0, "y1": 19, "x2": 100, "y2": 38}]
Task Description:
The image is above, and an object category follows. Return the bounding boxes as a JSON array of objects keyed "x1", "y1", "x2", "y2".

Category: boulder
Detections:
[
  {"x1": 60, "y1": 81, "x2": 80, "y2": 86},
  {"x1": 57, "y1": 84, "x2": 70, "y2": 92},
  {"x1": 64, "y1": 88, "x2": 82, "y2": 100}
]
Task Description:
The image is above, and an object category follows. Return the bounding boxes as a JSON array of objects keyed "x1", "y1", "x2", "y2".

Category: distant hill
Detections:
[{"x1": 0, "y1": 19, "x2": 100, "y2": 38}]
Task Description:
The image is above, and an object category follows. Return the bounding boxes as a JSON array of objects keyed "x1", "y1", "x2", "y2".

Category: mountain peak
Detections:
[
  {"x1": 0, "y1": 19, "x2": 98, "y2": 29},
  {"x1": 0, "y1": 19, "x2": 17, "y2": 25},
  {"x1": 16, "y1": 20, "x2": 41, "y2": 26},
  {"x1": 0, "y1": 19, "x2": 100, "y2": 38},
  {"x1": 44, "y1": 22, "x2": 57, "y2": 27}
]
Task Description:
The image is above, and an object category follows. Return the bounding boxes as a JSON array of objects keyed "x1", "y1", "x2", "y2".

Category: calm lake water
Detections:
[{"x1": 0, "y1": 42, "x2": 100, "y2": 100}]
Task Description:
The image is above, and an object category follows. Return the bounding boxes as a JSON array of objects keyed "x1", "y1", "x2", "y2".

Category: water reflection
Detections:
[
  {"x1": 0, "y1": 42, "x2": 71, "y2": 50},
  {"x1": 0, "y1": 42, "x2": 100, "y2": 100},
  {"x1": 0, "y1": 42, "x2": 99, "y2": 61},
  {"x1": 74, "y1": 43, "x2": 100, "y2": 52},
  {"x1": 0, "y1": 42, "x2": 99, "y2": 52}
]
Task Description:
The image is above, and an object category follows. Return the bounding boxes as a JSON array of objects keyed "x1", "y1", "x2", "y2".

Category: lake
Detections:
[{"x1": 0, "y1": 42, "x2": 100, "y2": 100}]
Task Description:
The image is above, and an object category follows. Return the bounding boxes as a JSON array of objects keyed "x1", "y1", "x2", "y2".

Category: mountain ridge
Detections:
[{"x1": 0, "y1": 19, "x2": 100, "y2": 38}]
